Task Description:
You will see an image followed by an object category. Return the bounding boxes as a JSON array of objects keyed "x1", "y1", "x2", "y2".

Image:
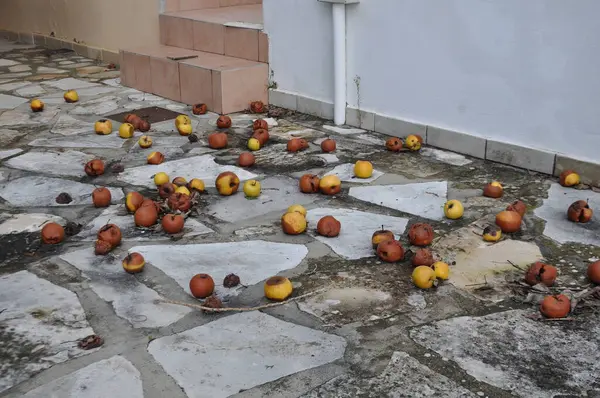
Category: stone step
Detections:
[
  {"x1": 164, "y1": 0, "x2": 262, "y2": 12},
  {"x1": 119, "y1": 45, "x2": 268, "y2": 114},
  {"x1": 160, "y1": 4, "x2": 267, "y2": 62}
]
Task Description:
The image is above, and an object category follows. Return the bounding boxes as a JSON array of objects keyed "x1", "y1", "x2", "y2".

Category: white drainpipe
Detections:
[{"x1": 319, "y1": 0, "x2": 359, "y2": 125}]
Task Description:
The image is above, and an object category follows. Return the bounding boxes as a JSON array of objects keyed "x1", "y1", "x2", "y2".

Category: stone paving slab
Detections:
[
  {"x1": 349, "y1": 181, "x2": 448, "y2": 220},
  {"x1": 0, "y1": 271, "x2": 96, "y2": 393},
  {"x1": 28, "y1": 133, "x2": 128, "y2": 149},
  {"x1": 132, "y1": 241, "x2": 309, "y2": 298},
  {"x1": 4, "y1": 150, "x2": 95, "y2": 177},
  {"x1": 0, "y1": 176, "x2": 124, "y2": 207},
  {"x1": 0, "y1": 213, "x2": 65, "y2": 234},
  {"x1": 0, "y1": 93, "x2": 27, "y2": 110},
  {"x1": 60, "y1": 248, "x2": 192, "y2": 328},
  {"x1": 303, "y1": 351, "x2": 478, "y2": 397},
  {"x1": 148, "y1": 311, "x2": 347, "y2": 398},
  {"x1": 22, "y1": 356, "x2": 143, "y2": 398},
  {"x1": 305, "y1": 207, "x2": 409, "y2": 260},
  {"x1": 410, "y1": 310, "x2": 600, "y2": 397},
  {"x1": 322, "y1": 163, "x2": 384, "y2": 184}
]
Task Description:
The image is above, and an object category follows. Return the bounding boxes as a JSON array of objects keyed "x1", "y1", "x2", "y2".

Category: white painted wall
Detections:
[{"x1": 263, "y1": 0, "x2": 600, "y2": 163}]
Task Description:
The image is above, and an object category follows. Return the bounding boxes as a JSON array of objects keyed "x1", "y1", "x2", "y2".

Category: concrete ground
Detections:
[{"x1": 0, "y1": 38, "x2": 599, "y2": 398}]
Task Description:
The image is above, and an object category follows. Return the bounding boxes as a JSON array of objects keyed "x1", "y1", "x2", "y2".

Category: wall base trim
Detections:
[
  {"x1": 269, "y1": 89, "x2": 600, "y2": 186},
  {"x1": 0, "y1": 29, "x2": 120, "y2": 65}
]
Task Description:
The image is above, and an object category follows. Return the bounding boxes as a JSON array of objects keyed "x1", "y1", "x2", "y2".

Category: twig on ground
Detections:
[
  {"x1": 570, "y1": 286, "x2": 600, "y2": 312},
  {"x1": 507, "y1": 260, "x2": 526, "y2": 272},
  {"x1": 156, "y1": 288, "x2": 326, "y2": 313}
]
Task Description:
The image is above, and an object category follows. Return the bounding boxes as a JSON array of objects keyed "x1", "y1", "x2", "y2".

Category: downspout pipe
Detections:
[{"x1": 319, "y1": 0, "x2": 359, "y2": 125}]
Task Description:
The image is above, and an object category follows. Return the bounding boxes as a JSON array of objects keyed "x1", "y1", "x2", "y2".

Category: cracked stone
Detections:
[
  {"x1": 148, "y1": 311, "x2": 346, "y2": 398},
  {"x1": 0, "y1": 93, "x2": 27, "y2": 110},
  {"x1": 42, "y1": 77, "x2": 100, "y2": 90},
  {"x1": 29, "y1": 132, "x2": 127, "y2": 148},
  {"x1": 14, "y1": 84, "x2": 46, "y2": 97},
  {"x1": 0, "y1": 148, "x2": 22, "y2": 159},
  {"x1": 8, "y1": 64, "x2": 31, "y2": 73},
  {"x1": 0, "y1": 81, "x2": 31, "y2": 91}
]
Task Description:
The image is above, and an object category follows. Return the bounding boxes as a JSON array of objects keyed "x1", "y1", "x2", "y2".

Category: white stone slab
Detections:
[
  {"x1": 36, "y1": 66, "x2": 68, "y2": 74},
  {"x1": 23, "y1": 356, "x2": 143, "y2": 398},
  {"x1": 350, "y1": 181, "x2": 448, "y2": 221},
  {"x1": 0, "y1": 72, "x2": 31, "y2": 79},
  {"x1": 0, "y1": 176, "x2": 124, "y2": 207},
  {"x1": 0, "y1": 93, "x2": 27, "y2": 110},
  {"x1": 0, "y1": 59, "x2": 19, "y2": 67},
  {"x1": 4, "y1": 150, "x2": 94, "y2": 177},
  {"x1": 355, "y1": 133, "x2": 386, "y2": 146},
  {"x1": 421, "y1": 147, "x2": 473, "y2": 166},
  {"x1": 0, "y1": 108, "x2": 60, "y2": 127},
  {"x1": 206, "y1": 176, "x2": 318, "y2": 223},
  {"x1": 102, "y1": 78, "x2": 121, "y2": 87},
  {"x1": 0, "y1": 148, "x2": 22, "y2": 159},
  {"x1": 323, "y1": 163, "x2": 383, "y2": 184},
  {"x1": 58, "y1": 60, "x2": 75, "y2": 65},
  {"x1": 118, "y1": 155, "x2": 258, "y2": 189},
  {"x1": 0, "y1": 81, "x2": 30, "y2": 91},
  {"x1": 127, "y1": 93, "x2": 164, "y2": 102},
  {"x1": 0, "y1": 270, "x2": 95, "y2": 393},
  {"x1": 534, "y1": 183, "x2": 600, "y2": 246},
  {"x1": 314, "y1": 154, "x2": 340, "y2": 164},
  {"x1": 0, "y1": 213, "x2": 65, "y2": 234},
  {"x1": 69, "y1": 95, "x2": 119, "y2": 116},
  {"x1": 29, "y1": 133, "x2": 127, "y2": 148},
  {"x1": 322, "y1": 125, "x2": 365, "y2": 135},
  {"x1": 60, "y1": 248, "x2": 192, "y2": 328},
  {"x1": 148, "y1": 311, "x2": 346, "y2": 398},
  {"x1": 306, "y1": 208, "x2": 409, "y2": 260},
  {"x1": 75, "y1": 205, "x2": 213, "y2": 241},
  {"x1": 8, "y1": 64, "x2": 31, "y2": 73},
  {"x1": 0, "y1": 79, "x2": 14, "y2": 84},
  {"x1": 252, "y1": 117, "x2": 278, "y2": 127},
  {"x1": 306, "y1": 351, "x2": 477, "y2": 397},
  {"x1": 410, "y1": 310, "x2": 600, "y2": 397},
  {"x1": 14, "y1": 84, "x2": 46, "y2": 97},
  {"x1": 132, "y1": 241, "x2": 309, "y2": 298},
  {"x1": 42, "y1": 77, "x2": 100, "y2": 90}
]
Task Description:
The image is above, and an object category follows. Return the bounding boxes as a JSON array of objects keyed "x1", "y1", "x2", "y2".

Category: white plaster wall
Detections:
[{"x1": 264, "y1": 0, "x2": 600, "y2": 162}]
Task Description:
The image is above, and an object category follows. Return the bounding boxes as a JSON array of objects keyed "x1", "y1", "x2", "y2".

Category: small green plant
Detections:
[{"x1": 268, "y1": 68, "x2": 278, "y2": 90}]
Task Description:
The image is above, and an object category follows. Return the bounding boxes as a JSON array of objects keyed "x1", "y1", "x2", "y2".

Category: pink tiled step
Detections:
[
  {"x1": 164, "y1": 0, "x2": 262, "y2": 12},
  {"x1": 119, "y1": 45, "x2": 268, "y2": 114},
  {"x1": 160, "y1": 4, "x2": 268, "y2": 62}
]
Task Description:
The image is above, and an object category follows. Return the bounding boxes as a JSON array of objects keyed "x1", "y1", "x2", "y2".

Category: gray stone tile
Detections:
[
  {"x1": 426, "y1": 126, "x2": 487, "y2": 159},
  {"x1": 486, "y1": 140, "x2": 555, "y2": 174},
  {"x1": 554, "y1": 155, "x2": 600, "y2": 187},
  {"x1": 269, "y1": 89, "x2": 297, "y2": 110},
  {"x1": 345, "y1": 106, "x2": 375, "y2": 131},
  {"x1": 297, "y1": 95, "x2": 334, "y2": 120},
  {"x1": 374, "y1": 113, "x2": 426, "y2": 139},
  {"x1": 17, "y1": 32, "x2": 34, "y2": 44}
]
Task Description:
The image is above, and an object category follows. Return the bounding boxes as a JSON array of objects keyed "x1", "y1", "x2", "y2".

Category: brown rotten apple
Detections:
[
  {"x1": 540, "y1": 294, "x2": 570, "y2": 319},
  {"x1": 97, "y1": 224, "x2": 122, "y2": 247},
  {"x1": 189, "y1": 274, "x2": 215, "y2": 298},
  {"x1": 506, "y1": 200, "x2": 527, "y2": 217},
  {"x1": 376, "y1": 240, "x2": 405, "y2": 263},
  {"x1": 559, "y1": 170, "x2": 580, "y2": 187},
  {"x1": 250, "y1": 100, "x2": 265, "y2": 113},
  {"x1": 567, "y1": 200, "x2": 593, "y2": 223},
  {"x1": 125, "y1": 192, "x2": 144, "y2": 213},
  {"x1": 320, "y1": 139, "x2": 336, "y2": 153},
  {"x1": 299, "y1": 174, "x2": 320, "y2": 193},
  {"x1": 252, "y1": 128, "x2": 269, "y2": 145},
  {"x1": 41, "y1": 222, "x2": 65, "y2": 244},
  {"x1": 167, "y1": 193, "x2": 192, "y2": 212},
  {"x1": 122, "y1": 252, "x2": 145, "y2": 274},
  {"x1": 385, "y1": 137, "x2": 403, "y2": 152},
  {"x1": 92, "y1": 187, "x2": 112, "y2": 208},
  {"x1": 287, "y1": 138, "x2": 308, "y2": 152},
  {"x1": 588, "y1": 261, "x2": 600, "y2": 284},
  {"x1": 483, "y1": 182, "x2": 503, "y2": 198},
  {"x1": 84, "y1": 159, "x2": 105, "y2": 177},
  {"x1": 524, "y1": 262, "x2": 557, "y2": 287},
  {"x1": 215, "y1": 172, "x2": 240, "y2": 196},
  {"x1": 217, "y1": 115, "x2": 232, "y2": 129},
  {"x1": 372, "y1": 228, "x2": 394, "y2": 250},
  {"x1": 253, "y1": 119, "x2": 268, "y2": 131},
  {"x1": 411, "y1": 248, "x2": 434, "y2": 267},
  {"x1": 95, "y1": 239, "x2": 113, "y2": 255},
  {"x1": 495, "y1": 210, "x2": 522, "y2": 233},
  {"x1": 134, "y1": 206, "x2": 158, "y2": 228},
  {"x1": 238, "y1": 152, "x2": 256, "y2": 167},
  {"x1": 158, "y1": 182, "x2": 176, "y2": 199},
  {"x1": 408, "y1": 223, "x2": 434, "y2": 246},
  {"x1": 208, "y1": 132, "x2": 228, "y2": 149},
  {"x1": 192, "y1": 103, "x2": 207, "y2": 115},
  {"x1": 316, "y1": 216, "x2": 341, "y2": 237},
  {"x1": 147, "y1": 151, "x2": 165, "y2": 165},
  {"x1": 162, "y1": 214, "x2": 185, "y2": 234}
]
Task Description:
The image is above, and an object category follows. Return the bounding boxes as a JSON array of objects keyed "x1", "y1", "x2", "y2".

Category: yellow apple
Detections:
[
  {"x1": 247, "y1": 138, "x2": 261, "y2": 151},
  {"x1": 404, "y1": 134, "x2": 422, "y2": 151},
  {"x1": 215, "y1": 171, "x2": 240, "y2": 196},
  {"x1": 94, "y1": 119, "x2": 113, "y2": 135},
  {"x1": 354, "y1": 160, "x2": 373, "y2": 179},
  {"x1": 177, "y1": 123, "x2": 193, "y2": 136},
  {"x1": 281, "y1": 211, "x2": 307, "y2": 235},
  {"x1": 138, "y1": 135, "x2": 153, "y2": 148},
  {"x1": 154, "y1": 172, "x2": 169, "y2": 186},
  {"x1": 187, "y1": 178, "x2": 205, "y2": 192},
  {"x1": 559, "y1": 170, "x2": 580, "y2": 187},
  {"x1": 444, "y1": 200, "x2": 464, "y2": 220},
  {"x1": 243, "y1": 180, "x2": 261, "y2": 198},
  {"x1": 119, "y1": 123, "x2": 135, "y2": 139},
  {"x1": 264, "y1": 276, "x2": 293, "y2": 301},
  {"x1": 175, "y1": 115, "x2": 191, "y2": 128},
  {"x1": 63, "y1": 90, "x2": 79, "y2": 103},
  {"x1": 175, "y1": 186, "x2": 191, "y2": 196},
  {"x1": 286, "y1": 204, "x2": 307, "y2": 217},
  {"x1": 30, "y1": 98, "x2": 44, "y2": 112},
  {"x1": 319, "y1": 175, "x2": 342, "y2": 195},
  {"x1": 432, "y1": 262, "x2": 450, "y2": 280},
  {"x1": 412, "y1": 266, "x2": 436, "y2": 289}
]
